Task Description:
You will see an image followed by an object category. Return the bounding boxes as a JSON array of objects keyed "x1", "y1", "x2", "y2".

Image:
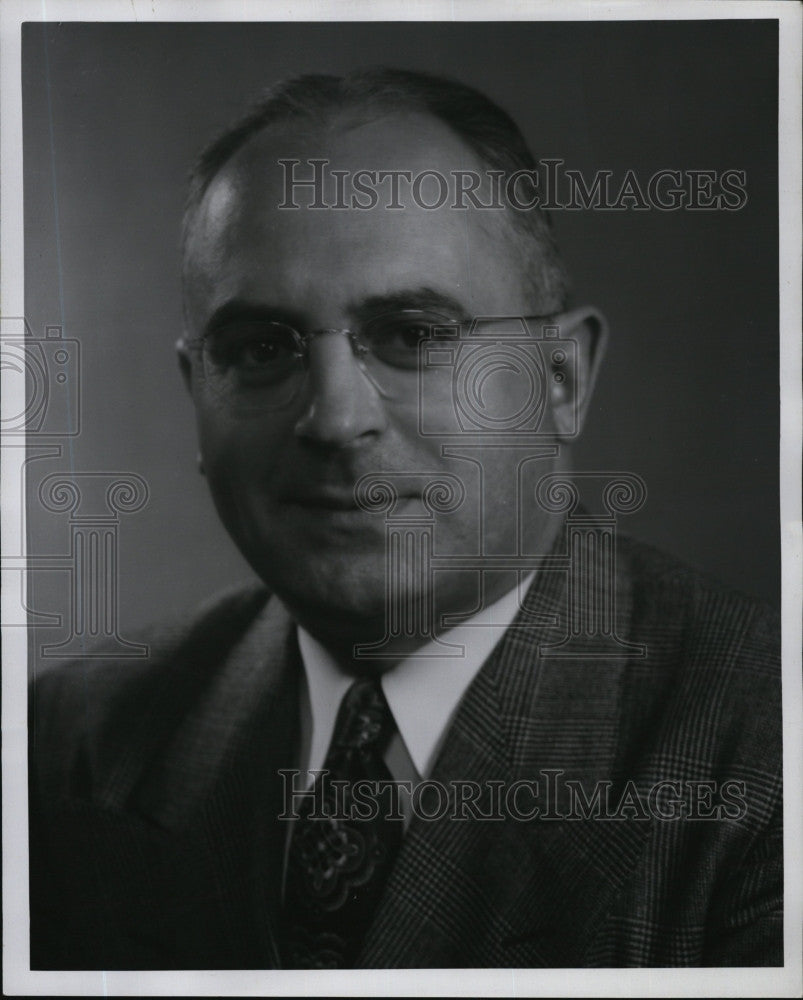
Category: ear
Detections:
[
  {"x1": 547, "y1": 306, "x2": 608, "y2": 439},
  {"x1": 176, "y1": 337, "x2": 194, "y2": 396}
]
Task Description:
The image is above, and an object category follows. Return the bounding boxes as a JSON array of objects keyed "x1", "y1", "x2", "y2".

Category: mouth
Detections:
[
  {"x1": 289, "y1": 491, "x2": 363, "y2": 511},
  {"x1": 282, "y1": 488, "x2": 421, "y2": 513}
]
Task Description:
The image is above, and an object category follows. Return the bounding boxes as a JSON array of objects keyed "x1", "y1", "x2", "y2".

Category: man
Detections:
[{"x1": 29, "y1": 69, "x2": 782, "y2": 969}]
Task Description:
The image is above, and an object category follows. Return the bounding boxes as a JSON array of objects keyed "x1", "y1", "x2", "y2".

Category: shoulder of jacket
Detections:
[
  {"x1": 616, "y1": 533, "x2": 780, "y2": 672},
  {"x1": 29, "y1": 582, "x2": 271, "y2": 797},
  {"x1": 613, "y1": 535, "x2": 782, "y2": 797}
]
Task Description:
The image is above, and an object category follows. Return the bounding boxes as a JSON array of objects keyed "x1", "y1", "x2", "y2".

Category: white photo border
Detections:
[{"x1": 2, "y1": 2, "x2": 800, "y2": 996}]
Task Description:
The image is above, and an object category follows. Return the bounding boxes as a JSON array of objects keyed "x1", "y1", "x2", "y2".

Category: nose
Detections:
[{"x1": 293, "y1": 331, "x2": 388, "y2": 446}]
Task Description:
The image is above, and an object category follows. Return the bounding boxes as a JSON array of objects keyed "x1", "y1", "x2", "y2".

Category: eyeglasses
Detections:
[{"x1": 179, "y1": 309, "x2": 561, "y2": 413}]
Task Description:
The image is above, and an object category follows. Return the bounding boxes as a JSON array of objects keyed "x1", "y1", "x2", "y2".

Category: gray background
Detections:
[{"x1": 22, "y1": 20, "x2": 780, "y2": 641}]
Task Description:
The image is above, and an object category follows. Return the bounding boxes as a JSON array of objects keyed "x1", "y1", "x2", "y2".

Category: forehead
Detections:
[{"x1": 184, "y1": 110, "x2": 532, "y2": 323}]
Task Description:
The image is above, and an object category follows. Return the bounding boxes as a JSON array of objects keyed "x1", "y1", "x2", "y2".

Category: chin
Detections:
[{"x1": 255, "y1": 548, "x2": 396, "y2": 619}]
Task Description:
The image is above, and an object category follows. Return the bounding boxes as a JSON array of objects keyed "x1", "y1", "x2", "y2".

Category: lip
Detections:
[
  {"x1": 282, "y1": 489, "x2": 421, "y2": 512},
  {"x1": 288, "y1": 492, "x2": 363, "y2": 511}
]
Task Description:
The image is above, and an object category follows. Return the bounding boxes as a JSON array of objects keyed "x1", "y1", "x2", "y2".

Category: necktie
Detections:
[{"x1": 282, "y1": 677, "x2": 403, "y2": 968}]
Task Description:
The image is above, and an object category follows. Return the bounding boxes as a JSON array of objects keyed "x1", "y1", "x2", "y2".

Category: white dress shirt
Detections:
[
  {"x1": 296, "y1": 573, "x2": 535, "y2": 790},
  {"x1": 281, "y1": 575, "x2": 534, "y2": 888}
]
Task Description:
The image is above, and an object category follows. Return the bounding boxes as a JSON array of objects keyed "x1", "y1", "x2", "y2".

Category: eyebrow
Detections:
[
  {"x1": 202, "y1": 285, "x2": 470, "y2": 336},
  {"x1": 203, "y1": 300, "x2": 307, "y2": 336},
  {"x1": 348, "y1": 287, "x2": 470, "y2": 323}
]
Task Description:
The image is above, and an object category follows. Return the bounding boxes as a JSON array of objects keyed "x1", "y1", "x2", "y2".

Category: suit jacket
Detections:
[{"x1": 29, "y1": 534, "x2": 783, "y2": 969}]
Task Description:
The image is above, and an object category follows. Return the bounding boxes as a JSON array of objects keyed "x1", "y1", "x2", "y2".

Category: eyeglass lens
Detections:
[{"x1": 199, "y1": 311, "x2": 459, "y2": 411}]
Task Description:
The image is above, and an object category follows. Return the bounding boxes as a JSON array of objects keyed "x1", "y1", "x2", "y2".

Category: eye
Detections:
[
  {"x1": 364, "y1": 313, "x2": 459, "y2": 368},
  {"x1": 205, "y1": 321, "x2": 299, "y2": 381}
]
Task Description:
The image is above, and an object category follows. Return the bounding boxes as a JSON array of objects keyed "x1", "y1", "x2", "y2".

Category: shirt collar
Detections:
[{"x1": 297, "y1": 574, "x2": 533, "y2": 779}]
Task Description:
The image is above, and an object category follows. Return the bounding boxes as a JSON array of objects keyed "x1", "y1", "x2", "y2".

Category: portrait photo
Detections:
[{"x1": 3, "y1": 3, "x2": 801, "y2": 996}]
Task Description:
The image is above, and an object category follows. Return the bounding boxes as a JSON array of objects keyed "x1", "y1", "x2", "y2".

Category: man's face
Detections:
[{"x1": 182, "y1": 111, "x2": 579, "y2": 651}]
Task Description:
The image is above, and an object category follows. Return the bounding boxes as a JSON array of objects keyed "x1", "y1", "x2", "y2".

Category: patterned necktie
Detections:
[{"x1": 282, "y1": 677, "x2": 403, "y2": 968}]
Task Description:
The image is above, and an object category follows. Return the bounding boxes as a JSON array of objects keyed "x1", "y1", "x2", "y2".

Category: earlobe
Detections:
[{"x1": 547, "y1": 306, "x2": 608, "y2": 439}]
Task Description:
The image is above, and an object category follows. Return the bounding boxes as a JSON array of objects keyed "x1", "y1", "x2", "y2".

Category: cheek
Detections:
[
  {"x1": 195, "y1": 405, "x2": 291, "y2": 486},
  {"x1": 195, "y1": 412, "x2": 292, "y2": 561}
]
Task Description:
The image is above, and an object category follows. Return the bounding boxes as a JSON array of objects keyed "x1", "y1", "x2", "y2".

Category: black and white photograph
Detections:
[{"x1": 2, "y1": 1, "x2": 801, "y2": 995}]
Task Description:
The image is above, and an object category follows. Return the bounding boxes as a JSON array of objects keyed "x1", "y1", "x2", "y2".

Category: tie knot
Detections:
[{"x1": 333, "y1": 678, "x2": 394, "y2": 752}]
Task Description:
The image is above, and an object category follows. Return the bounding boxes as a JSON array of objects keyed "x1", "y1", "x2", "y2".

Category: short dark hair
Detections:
[{"x1": 181, "y1": 67, "x2": 569, "y2": 308}]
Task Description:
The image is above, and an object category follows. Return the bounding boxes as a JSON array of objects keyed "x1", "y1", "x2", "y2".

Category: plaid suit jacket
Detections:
[{"x1": 29, "y1": 534, "x2": 783, "y2": 968}]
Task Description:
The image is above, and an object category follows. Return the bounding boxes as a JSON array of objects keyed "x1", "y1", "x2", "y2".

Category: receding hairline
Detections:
[{"x1": 181, "y1": 69, "x2": 571, "y2": 310}]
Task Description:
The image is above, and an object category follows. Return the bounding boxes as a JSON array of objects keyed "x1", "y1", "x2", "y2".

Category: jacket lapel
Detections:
[
  {"x1": 76, "y1": 595, "x2": 302, "y2": 968},
  {"x1": 360, "y1": 544, "x2": 653, "y2": 967}
]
